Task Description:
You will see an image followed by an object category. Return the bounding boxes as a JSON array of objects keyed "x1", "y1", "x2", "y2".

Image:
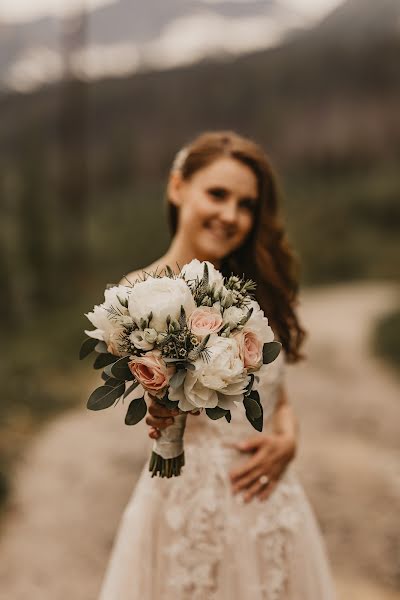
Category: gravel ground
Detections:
[{"x1": 0, "y1": 281, "x2": 399, "y2": 600}]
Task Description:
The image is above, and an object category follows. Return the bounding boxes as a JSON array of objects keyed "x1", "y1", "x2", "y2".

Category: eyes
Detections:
[{"x1": 206, "y1": 187, "x2": 257, "y2": 212}]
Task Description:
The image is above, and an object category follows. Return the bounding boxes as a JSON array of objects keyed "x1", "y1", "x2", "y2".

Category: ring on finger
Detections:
[{"x1": 259, "y1": 474, "x2": 269, "y2": 487}]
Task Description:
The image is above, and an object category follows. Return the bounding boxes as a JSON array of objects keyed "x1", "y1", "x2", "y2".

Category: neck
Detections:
[{"x1": 161, "y1": 233, "x2": 221, "y2": 274}]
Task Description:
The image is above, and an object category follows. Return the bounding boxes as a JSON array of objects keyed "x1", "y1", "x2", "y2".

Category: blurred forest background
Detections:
[{"x1": 0, "y1": 0, "x2": 399, "y2": 597}]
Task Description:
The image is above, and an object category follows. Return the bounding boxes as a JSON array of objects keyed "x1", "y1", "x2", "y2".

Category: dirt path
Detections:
[{"x1": 0, "y1": 281, "x2": 399, "y2": 600}]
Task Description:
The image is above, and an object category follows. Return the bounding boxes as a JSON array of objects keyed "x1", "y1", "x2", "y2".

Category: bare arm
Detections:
[{"x1": 270, "y1": 383, "x2": 298, "y2": 457}]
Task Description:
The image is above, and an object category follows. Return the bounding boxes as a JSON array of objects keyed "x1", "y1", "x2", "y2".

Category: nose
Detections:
[{"x1": 219, "y1": 200, "x2": 238, "y2": 225}]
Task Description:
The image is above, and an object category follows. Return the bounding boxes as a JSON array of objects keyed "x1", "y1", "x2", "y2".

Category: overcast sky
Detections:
[{"x1": 0, "y1": 0, "x2": 342, "y2": 24}]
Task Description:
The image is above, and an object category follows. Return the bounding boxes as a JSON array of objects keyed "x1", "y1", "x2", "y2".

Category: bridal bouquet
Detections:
[{"x1": 80, "y1": 260, "x2": 281, "y2": 478}]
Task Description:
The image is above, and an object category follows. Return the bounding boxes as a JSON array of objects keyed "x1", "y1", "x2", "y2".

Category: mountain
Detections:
[
  {"x1": 0, "y1": 0, "x2": 303, "y2": 92},
  {"x1": 314, "y1": 0, "x2": 400, "y2": 43}
]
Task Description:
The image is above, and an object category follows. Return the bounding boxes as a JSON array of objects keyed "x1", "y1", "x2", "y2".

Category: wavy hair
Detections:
[{"x1": 165, "y1": 130, "x2": 307, "y2": 363}]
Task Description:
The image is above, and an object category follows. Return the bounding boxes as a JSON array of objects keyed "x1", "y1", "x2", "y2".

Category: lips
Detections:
[{"x1": 204, "y1": 222, "x2": 233, "y2": 241}]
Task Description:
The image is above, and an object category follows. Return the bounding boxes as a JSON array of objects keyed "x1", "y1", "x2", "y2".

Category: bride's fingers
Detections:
[
  {"x1": 243, "y1": 474, "x2": 271, "y2": 503},
  {"x1": 231, "y1": 466, "x2": 264, "y2": 494},
  {"x1": 257, "y1": 480, "x2": 278, "y2": 502},
  {"x1": 148, "y1": 402, "x2": 180, "y2": 418},
  {"x1": 145, "y1": 415, "x2": 174, "y2": 429},
  {"x1": 148, "y1": 427, "x2": 161, "y2": 440}
]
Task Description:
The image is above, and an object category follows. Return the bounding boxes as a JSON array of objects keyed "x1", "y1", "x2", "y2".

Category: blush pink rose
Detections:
[
  {"x1": 128, "y1": 350, "x2": 174, "y2": 394},
  {"x1": 234, "y1": 329, "x2": 263, "y2": 371},
  {"x1": 188, "y1": 306, "x2": 223, "y2": 337}
]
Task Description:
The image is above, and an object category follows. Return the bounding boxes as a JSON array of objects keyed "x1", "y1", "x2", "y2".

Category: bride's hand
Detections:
[
  {"x1": 145, "y1": 394, "x2": 200, "y2": 440},
  {"x1": 228, "y1": 432, "x2": 296, "y2": 503}
]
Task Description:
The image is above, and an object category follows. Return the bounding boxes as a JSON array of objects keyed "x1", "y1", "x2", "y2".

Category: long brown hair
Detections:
[{"x1": 165, "y1": 130, "x2": 307, "y2": 364}]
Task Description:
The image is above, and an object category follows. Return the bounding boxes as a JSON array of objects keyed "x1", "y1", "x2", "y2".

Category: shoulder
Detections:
[
  {"x1": 117, "y1": 260, "x2": 164, "y2": 286},
  {"x1": 118, "y1": 269, "x2": 142, "y2": 286}
]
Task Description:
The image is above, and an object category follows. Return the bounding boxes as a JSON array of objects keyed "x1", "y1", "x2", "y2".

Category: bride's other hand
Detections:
[
  {"x1": 145, "y1": 394, "x2": 200, "y2": 440},
  {"x1": 229, "y1": 383, "x2": 298, "y2": 502},
  {"x1": 229, "y1": 432, "x2": 296, "y2": 502}
]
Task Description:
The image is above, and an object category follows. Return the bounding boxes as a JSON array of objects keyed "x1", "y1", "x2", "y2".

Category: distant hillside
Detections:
[{"x1": 0, "y1": 17, "x2": 398, "y2": 177}]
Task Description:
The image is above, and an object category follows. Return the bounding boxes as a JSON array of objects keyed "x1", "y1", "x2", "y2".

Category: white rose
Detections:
[
  {"x1": 245, "y1": 300, "x2": 275, "y2": 344},
  {"x1": 169, "y1": 334, "x2": 249, "y2": 411},
  {"x1": 84, "y1": 285, "x2": 131, "y2": 342},
  {"x1": 181, "y1": 259, "x2": 224, "y2": 289},
  {"x1": 128, "y1": 276, "x2": 196, "y2": 332}
]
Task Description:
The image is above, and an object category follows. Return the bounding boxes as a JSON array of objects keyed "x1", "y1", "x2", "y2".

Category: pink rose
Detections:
[
  {"x1": 128, "y1": 350, "x2": 174, "y2": 395},
  {"x1": 234, "y1": 329, "x2": 263, "y2": 371},
  {"x1": 188, "y1": 306, "x2": 223, "y2": 337}
]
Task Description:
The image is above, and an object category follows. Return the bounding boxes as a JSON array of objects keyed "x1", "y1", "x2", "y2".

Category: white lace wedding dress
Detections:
[{"x1": 98, "y1": 351, "x2": 336, "y2": 599}]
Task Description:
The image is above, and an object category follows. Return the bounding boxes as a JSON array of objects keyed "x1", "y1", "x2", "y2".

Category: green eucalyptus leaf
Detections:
[
  {"x1": 123, "y1": 380, "x2": 140, "y2": 398},
  {"x1": 249, "y1": 389, "x2": 260, "y2": 404},
  {"x1": 244, "y1": 395, "x2": 262, "y2": 419},
  {"x1": 87, "y1": 383, "x2": 125, "y2": 411},
  {"x1": 245, "y1": 373, "x2": 255, "y2": 394},
  {"x1": 111, "y1": 355, "x2": 134, "y2": 380},
  {"x1": 105, "y1": 377, "x2": 123, "y2": 388},
  {"x1": 103, "y1": 362, "x2": 116, "y2": 378},
  {"x1": 247, "y1": 414, "x2": 263, "y2": 432},
  {"x1": 206, "y1": 406, "x2": 229, "y2": 420},
  {"x1": 93, "y1": 352, "x2": 118, "y2": 369},
  {"x1": 224, "y1": 411, "x2": 232, "y2": 423},
  {"x1": 245, "y1": 391, "x2": 263, "y2": 431},
  {"x1": 262, "y1": 341, "x2": 282, "y2": 364},
  {"x1": 183, "y1": 361, "x2": 195, "y2": 371},
  {"x1": 125, "y1": 396, "x2": 147, "y2": 425},
  {"x1": 79, "y1": 337, "x2": 98, "y2": 359},
  {"x1": 95, "y1": 341, "x2": 108, "y2": 353}
]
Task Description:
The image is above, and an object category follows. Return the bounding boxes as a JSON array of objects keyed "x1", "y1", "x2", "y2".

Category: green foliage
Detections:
[
  {"x1": 372, "y1": 307, "x2": 400, "y2": 374},
  {"x1": 87, "y1": 383, "x2": 125, "y2": 410},
  {"x1": 262, "y1": 341, "x2": 282, "y2": 364},
  {"x1": 125, "y1": 396, "x2": 147, "y2": 426},
  {"x1": 205, "y1": 406, "x2": 230, "y2": 420}
]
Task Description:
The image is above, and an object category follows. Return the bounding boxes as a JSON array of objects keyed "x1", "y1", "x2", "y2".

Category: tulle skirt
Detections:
[{"x1": 98, "y1": 437, "x2": 336, "y2": 600}]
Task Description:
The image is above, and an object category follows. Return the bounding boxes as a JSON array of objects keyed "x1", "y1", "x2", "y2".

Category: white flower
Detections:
[
  {"x1": 169, "y1": 334, "x2": 249, "y2": 411},
  {"x1": 245, "y1": 300, "x2": 275, "y2": 344},
  {"x1": 222, "y1": 305, "x2": 248, "y2": 329},
  {"x1": 129, "y1": 330, "x2": 154, "y2": 351},
  {"x1": 128, "y1": 276, "x2": 196, "y2": 332},
  {"x1": 181, "y1": 259, "x2": 224, "y2": 289},
  {"x1": 84, "y1": 285, "x2": 131, "y2": 343},
  {"x1": 143, "y1": 328, "x2": 158, "y2": 344}
]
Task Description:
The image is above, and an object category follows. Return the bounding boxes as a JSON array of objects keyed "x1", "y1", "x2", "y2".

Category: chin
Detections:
[{"x1": 195, "y1": 238, "x2": 235, "y2": 264}]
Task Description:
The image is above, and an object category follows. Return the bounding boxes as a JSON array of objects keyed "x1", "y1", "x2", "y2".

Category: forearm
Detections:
[{"x1": 271, "y1": 385, "x2": 298, "y2": 450}]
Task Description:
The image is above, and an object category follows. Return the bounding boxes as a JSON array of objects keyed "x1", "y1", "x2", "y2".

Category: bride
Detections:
[{"x1": 98, "y1": 130, "x2": 336, "y2": 599}]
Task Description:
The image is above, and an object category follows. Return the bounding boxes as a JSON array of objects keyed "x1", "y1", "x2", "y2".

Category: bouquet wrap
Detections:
[{"x1": 149, "y1": 412, "x2": 187, "y2": 477}]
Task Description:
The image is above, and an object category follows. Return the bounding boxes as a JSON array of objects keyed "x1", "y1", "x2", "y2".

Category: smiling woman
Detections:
[{"x1": 98, "y1": 130, "x2": 336, "y2": 600}]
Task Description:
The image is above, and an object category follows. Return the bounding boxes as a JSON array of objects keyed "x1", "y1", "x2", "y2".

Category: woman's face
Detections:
[{"x1": 169, "y1": 156, "x2": 258, "y2": 262}]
